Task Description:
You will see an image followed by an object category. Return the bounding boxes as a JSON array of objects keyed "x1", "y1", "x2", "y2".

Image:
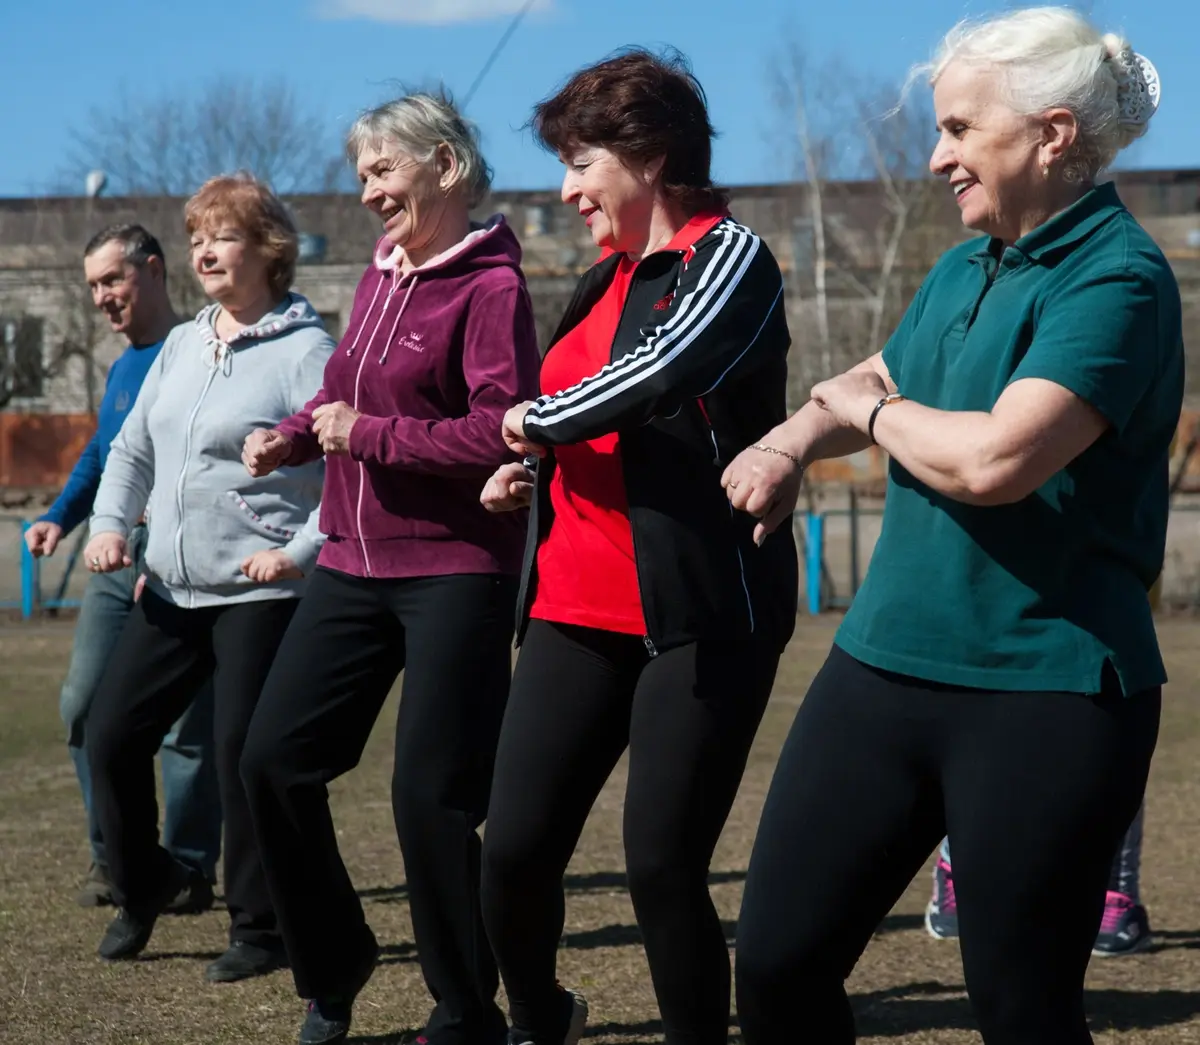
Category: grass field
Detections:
[{"x1": 4, "y1": 616, "x2": 1200, "y2": 1044}]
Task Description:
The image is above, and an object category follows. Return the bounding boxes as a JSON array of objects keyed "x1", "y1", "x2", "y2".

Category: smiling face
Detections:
[
  {"x1": 558, "y1": 144, "x2": 662, "y2": 254},
  {"x1": 930, "y1": 60, "x2": 1066, "y2": 243},
  {"x1": 357, "y1": 140, "x2": 455, "y2": 255},
  {"x1": 189, "y1": 224, "x2": 271, "y2": 308},
  {"x1": 84, "y1": 241, "x2": 158, "y2": 338}
]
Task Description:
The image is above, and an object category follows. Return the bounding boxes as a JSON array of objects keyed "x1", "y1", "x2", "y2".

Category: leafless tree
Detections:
[
  {"x1": 771, "y1": 47, "x2": 961, "y2": 403},
  {"x1": 60, "y1": 78, "x2": 355, "y2": 197}
]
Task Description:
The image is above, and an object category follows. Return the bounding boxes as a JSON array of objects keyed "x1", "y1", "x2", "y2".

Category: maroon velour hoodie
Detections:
[{"x1": 276, "y1": 216, "x2": 540, "y2": 579}]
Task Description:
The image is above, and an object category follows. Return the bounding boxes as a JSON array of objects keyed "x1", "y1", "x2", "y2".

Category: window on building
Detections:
[
  {"x1": 1, "y1": 316, "x2": 45, "y2": 400},
  {"x1": 318, "y1": 312, "x2": 341, "y2": 339}
]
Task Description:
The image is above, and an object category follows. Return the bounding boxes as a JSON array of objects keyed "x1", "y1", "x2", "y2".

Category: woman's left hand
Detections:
[
  {"x1": 810, "y1": 371, "x2": 889, "y2": 432},
  {"x1": 501, "y1": 402, "x2": 547, "y2": 457},
  {"x1": 241, "y1": 550, "x2": 303, "y2": 583},
  {"x1": 312, "y1": 401, "x2": 362, "y2": 455}
]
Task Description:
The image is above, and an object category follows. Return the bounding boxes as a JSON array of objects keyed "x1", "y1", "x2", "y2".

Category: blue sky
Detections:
[{"x1": 3, "y1": 0, "x2": 1197, "y2": 197}]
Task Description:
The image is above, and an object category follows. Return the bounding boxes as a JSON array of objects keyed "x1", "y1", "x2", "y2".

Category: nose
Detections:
[
  {"x1": 930, "y1": 136, "x2": 954, "y2": 177},
  {"x1": 561, "y1": 169, "x2": 580, "y2": 206},
  {"x1": 91, "y1": 286, "x2": 106, "y2": 309},
  {"x1": 361, "y1": 178, "x2": 382, "y2": 209}
]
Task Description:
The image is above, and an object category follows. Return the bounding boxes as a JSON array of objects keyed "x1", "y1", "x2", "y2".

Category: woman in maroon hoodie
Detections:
[{"x1": 239, "y1": 91, "x2": 540, "y2": 1045}]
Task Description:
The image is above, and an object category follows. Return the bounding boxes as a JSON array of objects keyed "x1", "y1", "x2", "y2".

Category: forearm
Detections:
[
  {"x1": 872, "y1": 400, "x2": 1007, "y2": 504},
  {"x1": 763, "y1": 399, "x2": 874, "y2": 467}
]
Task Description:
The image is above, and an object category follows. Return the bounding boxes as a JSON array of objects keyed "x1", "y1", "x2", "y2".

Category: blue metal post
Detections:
[
  {"x1": 806, "y1": 512, "x2": 824, "y2": 615},
  {"x1": 19, "y1": 521, "x2": 36, "y2": 620}
]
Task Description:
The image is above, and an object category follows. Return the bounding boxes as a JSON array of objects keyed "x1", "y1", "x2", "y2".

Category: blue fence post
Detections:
[
  {"x1": 19, "y1": 521, "x2": 37, "y2": 620},
  {"x1": 805, "y1": 512, "x2": 824, "y2": 615}
]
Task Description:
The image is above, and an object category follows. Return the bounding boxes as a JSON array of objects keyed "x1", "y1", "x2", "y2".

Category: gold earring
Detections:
[{"x1": 1041, "y1": 162, "x2": 1051, "y2": 179}]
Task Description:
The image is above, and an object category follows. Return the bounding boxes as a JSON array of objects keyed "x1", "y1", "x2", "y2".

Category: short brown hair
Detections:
[
  {"x1": 184, "y1": 173, "x2": 298, "y2": 299},
  {"x1": 532, "y1": 48, "x2": 729, "y2": 215}
]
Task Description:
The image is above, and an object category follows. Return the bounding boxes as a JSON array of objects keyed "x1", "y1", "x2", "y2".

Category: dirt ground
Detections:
[{"x1": 3, "y1": 616, "x2": 1200, "y2": 1045}]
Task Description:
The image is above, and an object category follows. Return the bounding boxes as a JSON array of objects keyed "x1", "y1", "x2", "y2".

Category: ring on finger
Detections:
[
  {"x1": 728, "y1": 480, "x2": 740, "y2": 489},
  {"x1": 91, "y1": 556, "x2": 101, "y2": 568}
]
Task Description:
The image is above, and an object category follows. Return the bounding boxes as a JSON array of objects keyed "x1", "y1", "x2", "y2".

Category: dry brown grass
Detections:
[{"x1": 3, "y1": 617, "x2": 1200, "y2": 1044}]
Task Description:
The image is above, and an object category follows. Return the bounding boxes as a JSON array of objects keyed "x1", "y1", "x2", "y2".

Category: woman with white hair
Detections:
[
  {"x1": 239, "y1": 91, "x2": 540, "y2": 1045},
  {"x1": 726, "y1": 8, "x2": 1180, "y2": 1043}
]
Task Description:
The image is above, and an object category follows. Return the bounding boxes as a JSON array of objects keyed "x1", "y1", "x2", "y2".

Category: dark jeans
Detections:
[
  {"x1": 241, "y1": 568, "x2": 516, "y2": 1044},
  {"x1": 735, "y1": 645, "x2": 1160, "y2": 1045},
  {"x1": 87, "y1": 588, "x2": 297, "y2": 946},
  {"x1": 481, "y1": 620, "x2": 782, "y2": 1045},
  {"x1": 61, "y1": 523, "x2": 221, "y2": 876}
]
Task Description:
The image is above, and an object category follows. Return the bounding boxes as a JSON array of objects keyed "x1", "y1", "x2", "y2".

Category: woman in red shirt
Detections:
[{"x1": 479, "y1": 48, "x2": 797, "y2": 1045}]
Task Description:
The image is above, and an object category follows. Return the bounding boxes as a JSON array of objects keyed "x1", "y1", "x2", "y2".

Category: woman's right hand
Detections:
[
  {"x1": 84, "y1": 532, "x2": 132, "y2": 574},
  {"x1": 481, "y1": 462, "x2": 535, "y2": 513},
  {"x1": 243, "y1": 428, "x2": 293, "y2": 477}
]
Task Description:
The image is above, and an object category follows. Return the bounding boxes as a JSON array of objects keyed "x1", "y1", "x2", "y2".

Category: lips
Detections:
[
  {"x1": 580, "y1": 207, "x2": 598, "y2": 226},
  {"x1": 951, "y1": 180, "x2": 977, "y2": 204}
]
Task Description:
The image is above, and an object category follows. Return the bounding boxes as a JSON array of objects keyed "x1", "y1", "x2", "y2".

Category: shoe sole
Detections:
[
  {"x1": 1092, "y1": 933, "x2": 1155, "y2": 958},
  {"x1": 923, "y1": 905, "x2": 958, "y2": 942}
]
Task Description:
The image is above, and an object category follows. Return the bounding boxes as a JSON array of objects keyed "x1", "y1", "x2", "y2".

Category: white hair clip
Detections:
[{"x1": 1111, "y1": 49, "x2": 1161, "y2": 126}]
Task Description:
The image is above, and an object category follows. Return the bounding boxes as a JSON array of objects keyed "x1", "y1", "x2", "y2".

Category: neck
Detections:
[
  {"x1": 216, "y1": 288, "x2": 281, "y2": 335},
  {"x1": 625, "y1": 197, "x2": 693, "y2": 262},
  {"x1": 1008, "y1": 181, "x2": 1091, "y2": 245},
  {"x1": 125, "y1": 296, "x2": 179, "y2": 348},
  {"x1": 400, "y1": 207, "x2": 471, "y2": 274}
]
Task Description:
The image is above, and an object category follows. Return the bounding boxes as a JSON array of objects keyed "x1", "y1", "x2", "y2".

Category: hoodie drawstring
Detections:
[
  {"x1": 379, "y1": 277, "x2": 418, "y2": 365},
  {"x1": 346, "y1": 278, "x2": 386, "y2": 358}
]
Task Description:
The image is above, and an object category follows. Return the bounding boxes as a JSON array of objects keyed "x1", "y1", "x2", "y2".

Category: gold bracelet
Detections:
[{"x1": 751, "y1": 443, "x2": 803, "y2": 467}]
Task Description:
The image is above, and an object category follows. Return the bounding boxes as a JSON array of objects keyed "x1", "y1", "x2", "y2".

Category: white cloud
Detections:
[{"x1": 316, "y1": 0, "x2": 552, "y2": 25}]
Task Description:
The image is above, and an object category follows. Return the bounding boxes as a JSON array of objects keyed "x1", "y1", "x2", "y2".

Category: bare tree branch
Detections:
[{"x1": 58, "y1": 78, "x2": 354, "y2": 197}]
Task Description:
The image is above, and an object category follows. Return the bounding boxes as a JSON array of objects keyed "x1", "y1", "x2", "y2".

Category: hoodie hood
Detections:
[
  {"x1": 197, "y1": 292, "x2": 328, "y2": 369},
  {"x1": 372, "y1": 214, "x2": 523, "y2": 277}
]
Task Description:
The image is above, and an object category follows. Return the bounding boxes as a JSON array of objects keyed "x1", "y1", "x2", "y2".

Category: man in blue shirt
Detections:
[{"x1": 25, "y1": 224, "x2": 222, "y2": 909}]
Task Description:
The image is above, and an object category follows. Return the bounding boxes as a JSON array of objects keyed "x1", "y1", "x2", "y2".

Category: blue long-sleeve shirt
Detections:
[{"x1": 39, "y1": 340, "x2": 164, "y2": 534}]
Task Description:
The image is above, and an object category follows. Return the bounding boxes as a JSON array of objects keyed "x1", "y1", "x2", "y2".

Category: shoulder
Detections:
[{"x1": 1076, "y1": 212, "x2": 1180, "y2": 301}]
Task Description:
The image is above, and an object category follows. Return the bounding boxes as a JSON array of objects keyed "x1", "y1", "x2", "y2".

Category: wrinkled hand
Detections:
[
  {"x1": 810, "y1": 370, "x2": 889, "y2": 432},
  {"x1": 243, "y1": 427, "x2": 293, "y2": 477},
  {"x1": 241, "y1": 549, "x2": 303, "y2": 583},
  {"x1": 312, "y1": 401, "x2": 361, "y2": 456},
  {"x1": 24, "y1": 521, "x2": 63, "y2": 559},
  {"x1": 501, "y1": 402, "x2": 546, "y2": 458},
  {"x1": 84, "y1": 533, "x2": 132, "y2": 573},
  {"x1": 722, "y1": 446, "x2": 805, "y2": 546},
  {"x1": 481, "y1": 462, "x2": 535, "y2": 513}
]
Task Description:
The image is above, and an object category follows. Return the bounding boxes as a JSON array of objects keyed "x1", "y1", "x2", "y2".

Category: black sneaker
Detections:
[
  {"x1": 1092, "y1": 891, "x2": 1154, "y2": 957},
  {"x1": 163, "y1": 869, "x2": 215, "y2": 915},
  {"x1": 508, "y1": 988, "x2": 587, "y2": 1045},
  {"x1": 96, "y1": 861, "x2": 187, "y2": 961},
  {"x1": 75, "y1": 862, "x2": 114, "y2": 908},
  {"x1": 298, "y1": 931, "x2": 379, "y2": 1045},
  {"x1": 205, "y1": 940, "x2": 290, "y2": 983}
]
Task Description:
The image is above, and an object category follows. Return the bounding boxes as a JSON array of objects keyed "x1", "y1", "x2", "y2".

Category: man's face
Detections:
[{"x1": 83, "y1": 241, "x2": 155, "y2": 338}]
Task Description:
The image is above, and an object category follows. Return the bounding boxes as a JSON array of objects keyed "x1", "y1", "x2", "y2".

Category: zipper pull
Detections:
[{"x1": 643, "y1": 635, "x2": 658, "y2": 658}]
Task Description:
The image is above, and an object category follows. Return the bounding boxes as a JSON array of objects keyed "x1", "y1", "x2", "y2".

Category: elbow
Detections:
[{"x1": 958, "y1": 459, "x2": 1032, "y2": 507}]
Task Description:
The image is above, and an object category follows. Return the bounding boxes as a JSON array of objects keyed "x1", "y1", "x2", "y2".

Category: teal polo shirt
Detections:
[{"x1": 836, "y1": 183, "x2": 1184, "y2": 695}]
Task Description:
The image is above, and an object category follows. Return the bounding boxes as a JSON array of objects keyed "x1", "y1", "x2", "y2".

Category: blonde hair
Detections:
[
  {"x1": 346, "y1": 89, "x2": 492, "y2": 208},
  {"x1": 913, "y1": 6, "x2": 1154, "y2": 182},
  {"x1": 184, "y1": 173, "x2": 298, "y2": 298}
]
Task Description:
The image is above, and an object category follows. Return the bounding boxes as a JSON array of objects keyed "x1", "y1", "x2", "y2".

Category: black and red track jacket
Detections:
[{"x1": 516, "y1": 213, "x2": 798, "y2": 654}]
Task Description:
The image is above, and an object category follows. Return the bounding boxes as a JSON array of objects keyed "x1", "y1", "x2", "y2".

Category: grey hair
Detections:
[
  {"x1": 346, "y1": 90, "x2": 493, "y2": 207},
  {"x1": 83, "y1": 223, "x2": 167, "y2": 278},
  {"x1": 909, "y1": 6, "x2": 1152, "y2": 183}
]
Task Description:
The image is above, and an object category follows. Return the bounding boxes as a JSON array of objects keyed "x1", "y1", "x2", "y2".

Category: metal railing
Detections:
[{"x1": 0, "y1": 516, "x2": 86, "y2": 619}]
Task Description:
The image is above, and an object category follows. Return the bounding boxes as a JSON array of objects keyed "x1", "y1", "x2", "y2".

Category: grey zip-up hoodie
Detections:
[{"x1": 91, "y1": 294, "x2": 334, "y2": 608}]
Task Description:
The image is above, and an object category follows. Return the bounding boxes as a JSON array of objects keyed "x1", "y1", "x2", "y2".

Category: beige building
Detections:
[{"x1": 2, "y1": 170, "x2": 1198, "y2": 418}]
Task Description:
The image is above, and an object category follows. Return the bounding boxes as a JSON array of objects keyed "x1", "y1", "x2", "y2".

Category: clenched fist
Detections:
[
  {"x1": 243, "y1": 428, "x2": 293, "y2": 477},
  {"x1": 481, "y1": 462, "x2": 535, "y2": 513},
  {"x1": 241, "y1": 549, "x2": 303, "y2": 583},
  {"x1": 84, "y1": 532, "x2": 132, "y2": 573},
  {"x1": 24, "y1": 521, "x2": 64, "y2": 559}
]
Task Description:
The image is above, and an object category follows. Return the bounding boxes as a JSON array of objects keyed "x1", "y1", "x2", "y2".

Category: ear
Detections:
[
  {"x1": 142, "y1": 255, "x2": 166, "y2": 286},
  {"x1": 1039, "y1": 107, "x2": 1078, "y2": 168},
  {"x1": 436, "y1": 143, "x2": 460, "y2": 192},
  {"x1": 642, "y1": 154, "x2": 667, "y2": 186}
]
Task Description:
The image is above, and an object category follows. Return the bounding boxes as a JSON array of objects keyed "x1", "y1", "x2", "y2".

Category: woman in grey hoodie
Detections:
[{"x1": 81, "y1": 173, "x2": 334, "y2": 983}]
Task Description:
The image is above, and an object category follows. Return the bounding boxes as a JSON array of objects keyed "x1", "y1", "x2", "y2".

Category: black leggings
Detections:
[
  {"x1": 241, "y1": 568, "x2": 516, "y2": 1044},
  {"x1": 481, "y1": 620, "x2": 782, "y2": 1045},
  {"x1": 735, "y1": 645, "x2": 1160, "y2": 1045}
]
